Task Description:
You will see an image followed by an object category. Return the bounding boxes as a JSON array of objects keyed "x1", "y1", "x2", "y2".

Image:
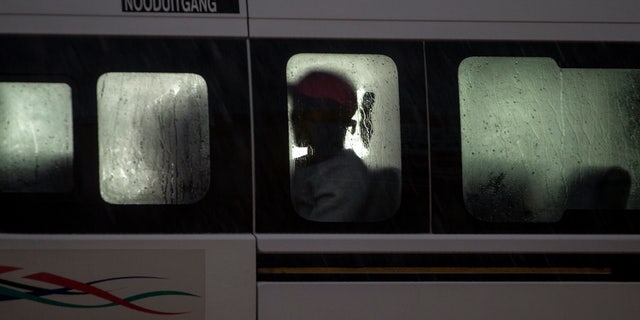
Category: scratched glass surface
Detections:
[
  {"x1": 97, "y1": 73, "x2": 210, "y2": 205},
  {"x1": 286, "y1": 54, "x2": 401, "y2": 222},
  {"x1": 460, "y1": 57, "x2": 640, "y2": 222},
  {"x1": 0, "y1": 82, "x2": 73, "y2": 192}
]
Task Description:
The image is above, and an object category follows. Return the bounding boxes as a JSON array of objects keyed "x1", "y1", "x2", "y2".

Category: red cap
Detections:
[{"x1": 291, "y1": 71, "x2": 357, "y2": 117}]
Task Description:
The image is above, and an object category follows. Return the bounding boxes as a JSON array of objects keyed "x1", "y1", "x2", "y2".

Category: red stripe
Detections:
[
  {"x1": 0, "y1": 266, "x2": 21, "y2": 274},
  {"x1": 25, "y1": 272, "x2": 182, "y2": 315}
]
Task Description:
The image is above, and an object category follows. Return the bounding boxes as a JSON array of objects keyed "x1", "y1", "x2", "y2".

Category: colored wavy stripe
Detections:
[
  {"x1": 0, "y1": 278, "x2": 85, "y2": 296},
  {"x1": 0, "y1": 285, "x2": 196, "y2": 311},
  {"x1": 0, "y1": 276, "x2": 163, "y2": 301},
  {"x1": 0, "y1": 266, "x2": 198, "y2": 315}
]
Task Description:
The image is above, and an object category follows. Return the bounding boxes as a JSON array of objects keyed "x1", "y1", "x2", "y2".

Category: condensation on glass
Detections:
[
  {"x1": 287, "y1": 53, "x2": 402, "y2": 222},
  {"x1": 0, "y1": 82, "x2": 73, "y2": 192},
  {"x1": 459, "y1": 57, "x2": 640, "y2": 222},
  {"x1": 97, "y1": 73, "x2": 210, "y2": 205}
]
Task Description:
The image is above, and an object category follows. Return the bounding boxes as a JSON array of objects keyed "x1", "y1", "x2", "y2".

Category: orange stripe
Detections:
[{"x1": 258, "y1": 267, "x2": 612, "y2": 275}]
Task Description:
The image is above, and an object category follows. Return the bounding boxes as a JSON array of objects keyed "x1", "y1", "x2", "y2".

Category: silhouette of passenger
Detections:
[
  {"x1": 567, "y1": 166, "x2": 632, "y2": 211},
  {"x1": 596, "y1": 167, "x2": 631, "y2": 210},
  {"x1": 289, "y1": 71, "x2": 373, "y2": 222}
]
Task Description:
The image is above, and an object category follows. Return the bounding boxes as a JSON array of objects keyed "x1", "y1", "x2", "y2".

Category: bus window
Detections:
[
  {"x1": 0, "y1": 82, "x2": 73, "y2": 192},
  {"x1": 97, "y1": 72, "x2": 210, "y2": 205},
  {"x1": 286, "y1": 54, "x2": 402, "y2": 222},
  {"x1": 252, "y1": 40, "x2": 427, "y2": 233},
  {"x1": 459, "y1": 57, "x2": 640, "y2": 223}
]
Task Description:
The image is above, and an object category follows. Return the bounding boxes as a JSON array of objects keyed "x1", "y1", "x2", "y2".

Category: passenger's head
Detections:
[{"x1": 289, "y1": 71, "x2": 357, "y2": 148}]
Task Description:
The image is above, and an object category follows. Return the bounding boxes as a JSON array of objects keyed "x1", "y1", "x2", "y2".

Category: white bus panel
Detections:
[
  {"x1": 0, "y1": 0, "x2": 247, "y2": 36},
  {"x1": 259, "y1": 282, "x2": 640, "y2": 320},
  {"x1": 256, "y1": 234, "x2": 640, "y2": 254},
  {"x1": 0, "y1": 235, "x2": 255, "y2": 320},
  {"x1": 247, "y1": 0, "x2": 640, "y2": 40}
]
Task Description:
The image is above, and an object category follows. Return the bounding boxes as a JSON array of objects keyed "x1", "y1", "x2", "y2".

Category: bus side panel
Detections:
[
  {"x1": 247, "y1": 0, "x2": 640, "y2": 40},
  {"x1": 259, "y1": 282, "x2": 640, "y2": 320},
  {"x1": 0, "y1": 235, "x2": 255, "y2": 320},
  {"x1": 248, "y1": 0, "x2": 639, "y2": 23},
  {"x1": 0, "y1": 0, "x2": 247, "y2": 36}
]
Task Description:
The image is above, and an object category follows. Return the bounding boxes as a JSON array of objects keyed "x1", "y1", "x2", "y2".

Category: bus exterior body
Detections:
[{"x1": 1, "y1": 1, "x2": 640, "y2": 319}]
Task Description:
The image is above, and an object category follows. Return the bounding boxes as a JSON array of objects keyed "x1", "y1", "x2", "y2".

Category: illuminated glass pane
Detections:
[
  {"x1": 460, "y1": 57, "x2": 640, "y2": 222},
  {"x1": 287, "y1": 54, "x2": 402, "y2": 222},
  {"x1": 0, "y1": 82, "x2": 73, "y2": 192},
  {"x1": 98, "y1": 73, "x2": 210, "y2": 204}
]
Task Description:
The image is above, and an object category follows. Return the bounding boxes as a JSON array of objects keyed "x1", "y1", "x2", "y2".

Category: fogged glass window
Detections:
[
  {"x1": 287, "y1": 54, "x2": 402, "y2": 222},
  {"x1": 97, "y1": 73, "x2": 210, "y2": 205},
  {"x1": 0, "y1": 82, "x2": 73, "y2": 192},
  {"x1": 460, "y1": 57, "x2": 640, "y2": 222}
]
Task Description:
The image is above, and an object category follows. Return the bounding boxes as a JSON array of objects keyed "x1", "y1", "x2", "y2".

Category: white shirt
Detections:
[{"x1": 292, "y1": 149, "x2": 400, "y2": 222}]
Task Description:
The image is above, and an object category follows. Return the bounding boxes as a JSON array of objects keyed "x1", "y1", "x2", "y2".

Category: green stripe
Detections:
[{"x1": 0, "y1": 285, "x2": 198, "y2": 309}]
